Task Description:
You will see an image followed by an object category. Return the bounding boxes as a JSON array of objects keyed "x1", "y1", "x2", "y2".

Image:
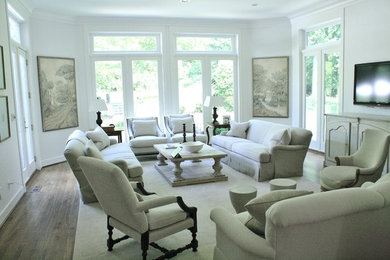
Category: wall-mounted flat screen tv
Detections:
[{"x1": 354, "y1": 60, "x2": 390, "y2": 106}]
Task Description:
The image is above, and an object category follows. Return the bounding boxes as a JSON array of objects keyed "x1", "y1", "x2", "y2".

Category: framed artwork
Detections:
[
  {"x1": 0, "y1": 45, "x2": 5, "y2": 90},
  {"x1": 0, "y1": 96, "x2": 10, "y2": 142},
  {"x1": 252, "y1": 56, "x2": 289, "y2": 117},
  {"x1": 37, "y1": 56, "x2": 79, "y2": 131}
]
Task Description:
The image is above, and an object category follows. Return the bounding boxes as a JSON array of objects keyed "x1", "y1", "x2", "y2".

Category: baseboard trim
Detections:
[
  {"x1": 0, "y1": 186, "x2": 25, "y2": 227},
  {"x1": 41, "y1": 155, "x2": 66, "y2": 167}
]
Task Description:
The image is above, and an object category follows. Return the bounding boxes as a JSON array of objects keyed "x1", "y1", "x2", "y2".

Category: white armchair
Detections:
[
  {"x1": 164, "y1": 114, "x2": 207, "y2": 143},
  {"x1": 126, "y1": 117, "x2": 168, "y2": 155}
]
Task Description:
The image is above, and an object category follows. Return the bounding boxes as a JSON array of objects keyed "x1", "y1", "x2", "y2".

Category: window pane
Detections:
[
  {"x1": 305, "y1": 56, "x2": 318, "y2": 142},
  {"x1": 307, "y1": 24, "x2": 341, "y2": 47},
  {"x1": 178, "y1": 60, "x2": 203, "y2": 129},
  {"x1": 211, "y1": 60, "x2": 234, "y2": 122},
  {"x1": 132, "y1": 60, "x2": 159, "y2": 117},
  {"x1": 93, "y1": 36, "x2": 157, "y2": 52},
  {"x1": 95, "y1": 61, "x2": 124, "y2": 129},
  {"x1": 324, "y1": 52, "x2": 340, "y2": 114},
  {"x1": 8, "y1": 16, "x2": 21, "y2": 44},
  {"x1": 176, "y1": 37, "x2": 232, "y2": 52}
]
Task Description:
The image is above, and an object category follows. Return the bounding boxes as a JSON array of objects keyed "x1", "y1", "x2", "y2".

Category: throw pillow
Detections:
[
  {"x1": 244, "y1": 189, "x2": 313, "y2": 234},
  {"x1": 86, "y1": 126, "x2": 110, "y2": 150},
  {"x1": 226, "y1": 121, "x2": 249, "y2": 138},
  {"x1": 170, "y1": 117, "x2": 194, "y2": 133},
  {"x1": 84, "y1": 140, "x2": 104, "y2": 160},
  {"x1": 267, "y1": 128, "x2": 291, "y2": 149},
  {"x1": 132, "y1": 120, "x2": 157, "y2": 137}
]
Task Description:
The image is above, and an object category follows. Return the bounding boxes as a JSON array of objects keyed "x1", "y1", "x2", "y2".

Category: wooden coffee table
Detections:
[{"x1": 153, "y1": 143, "x2": 228, "y2": 186}]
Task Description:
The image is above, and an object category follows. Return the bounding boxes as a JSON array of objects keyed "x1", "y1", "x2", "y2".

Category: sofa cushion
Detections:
[
  {"x1": 84, "y1": 140, "x2": 104, "y2": 160},
  {"x1": 171, "y1": 117, "x2": 194, "y2": 133},
  {"x1": 231, "y1": 142, "x2": 270, "y2": 163},
  {"x1": 67, "y1": 129, "x2": 88, "y2": 145},
  {"x1": 226, "y1": 121, "x2": 249, "y2": 138},
  {"x1": 246, "y1": 120, "x2": 275, "y2": 144},
  {"x1": 130, "y1": 136, "x2": 168, "y2": 148},
  {"x1": 320, "y1": 166, "x2": 358, "y2": 189},
  {"x1": 100, "y1": 142, "x2": 132, "y2": 156},
  {"x1": 86, "y1": 126, "x2": 110, "y2": 150},
  {"x1": 212, "y1": 135, "x2": 252, "y2": 151},
  {"x1": 245, "y1": 190, "x2": 313, "y2": 235},
  {"x1": 132, "y1": 119, "x2": 157, "y2": 137}
]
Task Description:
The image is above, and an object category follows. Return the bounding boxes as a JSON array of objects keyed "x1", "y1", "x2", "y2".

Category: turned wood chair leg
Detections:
[
  {"x1": 141, "y1": 232, "x2": 149, "y2": 260},
  {"x1": 107, "y1": 216, "x2": 114, "y2": 251}
]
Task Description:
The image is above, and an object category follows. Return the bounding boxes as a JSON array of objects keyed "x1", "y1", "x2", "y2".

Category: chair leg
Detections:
[
  {"x1": 141, "y1": 232, "x2": 149, "y2": 260},
  {"x1": 190, "y1": 227, "x2": 198, "y2": 252},
  {"x1": 107, "y1": 216, "x2": 114, "y2": 251}
]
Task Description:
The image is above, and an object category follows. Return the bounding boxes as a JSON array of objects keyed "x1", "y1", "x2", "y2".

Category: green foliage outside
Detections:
[{"x1": 94, "y1": 36, "x2": 156, "y2": 51}]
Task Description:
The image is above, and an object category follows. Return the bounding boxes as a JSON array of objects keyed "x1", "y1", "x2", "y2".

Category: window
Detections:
[
  {"x1": 92, "y1": 34, "x2": 159, "y2": 52},
  {"x1": 8, "y1": 15, "x2": 21, "y2": 44},
  {"x1": 303, "y1": 22, "x2": 341, "y2": 151},
  {"x1": 176, "y1": 35, "x2": 234, "y2": 52},
  {"x1": 306, "y1": 24, "x2": 341, "y2": 47}
]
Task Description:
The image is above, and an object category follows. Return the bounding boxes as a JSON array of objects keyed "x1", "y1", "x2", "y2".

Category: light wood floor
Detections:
[{"x1": 0, "y1": 151, "x2": 324, "y2": 259}]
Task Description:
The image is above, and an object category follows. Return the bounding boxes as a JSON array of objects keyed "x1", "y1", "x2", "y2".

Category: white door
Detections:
[
  {"x1": 303, "y1": 48, "x2": 340, "y2": 152},
  {"x1": 11, "y1": 47, "x2": 36, "y2": 183}
]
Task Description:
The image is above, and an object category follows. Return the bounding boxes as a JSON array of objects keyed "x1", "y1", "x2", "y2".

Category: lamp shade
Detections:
[
  {"x1": 204, "y1": 95, "x2": 224, "y2": 107},
  {"x1": 89, "y1": 97, "x2": 108, "y2": 112}
]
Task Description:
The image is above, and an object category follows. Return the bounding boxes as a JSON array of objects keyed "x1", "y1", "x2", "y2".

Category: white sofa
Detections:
[
  {"x1": 211, "y1": 119, "x2": 312, "y2": 181},
  {"x1": 210, "y1": 173, "x2": 390, "y2": 259},
  {"x1": 64, "y1": 129, "x2": 143, "y2": 203}
]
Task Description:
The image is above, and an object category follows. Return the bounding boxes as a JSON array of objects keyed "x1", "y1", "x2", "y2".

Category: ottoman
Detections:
[
  {"x1": 269, "y1": 178, "x2": 297, "y2": 191},
  {"x1": 229, "y1": 185, "x2": 257, "y2": 213}
]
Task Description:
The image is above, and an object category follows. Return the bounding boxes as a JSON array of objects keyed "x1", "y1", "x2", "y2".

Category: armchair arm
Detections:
[
  {"x1": 110, "y1": 139, "x2": 118, "y2": 145},
  {"x1": 129, "y1": 182, "x2": 156, "y2": 195},
  {"x1": 271, "y1": 145, "x2": 308, "y2": 178},
  {"x1": 210, "y1": 208, "x2": 275, "y2": 259},
  {"x1": 109, "y1": 159, "x2": 128, "y2": 174},
  {"x1": 220, "y1": 131, "x2": 228, "y2": 136},
  {"x1": 136, "y1": 195, "x2": 177, "y2": 212},
  {"x1": 335, "y1": 155, "x2": 354, "y2": 166},
  {"x1": 270, "y1": 144, "x2": 307, "y2": 153},
  {"x1": 156, "y1": 124, "x2": 166, "y2": 137}
]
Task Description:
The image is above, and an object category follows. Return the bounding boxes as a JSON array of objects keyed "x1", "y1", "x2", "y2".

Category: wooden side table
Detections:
[
  {"x1": 102, "y1": 126, "x2": 123, "y2": 143},
  {"x1": 206, "y1": 123, "x2": 230, "y2": 145}
]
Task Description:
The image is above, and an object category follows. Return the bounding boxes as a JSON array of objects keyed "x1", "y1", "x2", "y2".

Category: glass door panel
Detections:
[
  {"x1": 132, "y1": 60, "x2": 159, "y2": 117},
  {"x1": 305, "y1": 55, "x2": 319, "y2": 145},
  {"x1": 94, "y1": 61, "x2": 124, "y2": 129},
  {"x1": 211, "y1": 60, "x2": 234, "y2": 123},
  {"x1": 178, "y1": 60, "x2": 203, "y2": 129},
  {"x1": 324, "y1": 52, "x2": 340, "y2": 114}
]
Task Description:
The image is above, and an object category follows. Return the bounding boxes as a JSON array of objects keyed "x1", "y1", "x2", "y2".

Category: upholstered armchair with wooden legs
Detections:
[
  {"x1": 77, "y1": 156, "x2": 198, "y2": 259},
  {"x1": 320, "y1": 129, "x2": 390, "y2": 191}
]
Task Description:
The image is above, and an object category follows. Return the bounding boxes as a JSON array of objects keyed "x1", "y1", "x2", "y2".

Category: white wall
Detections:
[
  {"x1": 244, "y1": 18, "x2": 292, "y2": 124},
  {"x1": 29, "y1": 13, "x2": 89, "y2": 166},
  {"x1": 343, "y1": 0, "x2": 390, "y2": 115},
  {"x1": 0, "y1": 0, "x2": 25, "y2": 226}
]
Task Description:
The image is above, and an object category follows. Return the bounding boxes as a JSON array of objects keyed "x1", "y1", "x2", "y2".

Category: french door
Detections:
[
  {"x1": 11, "y1": 47, "x2": 36, "y2": 183},
  {"x1": 303, "y1": 47, "x2": 340, "y2": 151}
]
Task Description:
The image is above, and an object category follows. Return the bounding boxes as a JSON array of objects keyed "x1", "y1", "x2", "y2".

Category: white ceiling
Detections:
[{"x1": 19, "y1": 0, "x2": 349, "y2": 20}]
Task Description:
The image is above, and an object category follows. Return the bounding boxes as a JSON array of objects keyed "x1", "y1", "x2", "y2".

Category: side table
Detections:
[
  {"x1": 205, "y1": 123, "x2": 230, "y2": 145},
  {"x1": 229, "y1": 185, "x2": 257, "y2": 213},
  {"x1": 102, "y1": 126, "x2": 123, "y2": 143}
]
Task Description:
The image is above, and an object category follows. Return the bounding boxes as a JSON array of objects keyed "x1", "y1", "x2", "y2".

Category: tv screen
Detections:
[{"x1": 354, "y1": 61, "x2": 390, "y2": 106}]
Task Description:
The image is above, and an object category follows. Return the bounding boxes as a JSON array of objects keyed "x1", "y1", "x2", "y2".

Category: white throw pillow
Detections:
[
  {"x1": 244, "y1": 189, "x2": 313, "y2": 235},
  {"x1": 132, "y1": 120, "x2": 157, "y2": 137},
  {"x1": 84, "y1": 140, "x2": 104, "y2": 160},
  {"x1": 170, "y1": 117, "x2": 194, "y2": 133},
  {"x1": 86, "y1": 126, "x2": 110, "y2": 150},
  {"x1": 226, "y1": 121, "x2": 249, "y2": 138},
  {"x1": 267, "y1": 128, "x2": 291, "y2": 149}
]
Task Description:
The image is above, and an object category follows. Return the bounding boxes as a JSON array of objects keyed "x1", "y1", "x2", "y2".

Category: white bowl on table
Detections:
[{"x1": 181, "y1": 141, "x2": 204, "y2": 153}]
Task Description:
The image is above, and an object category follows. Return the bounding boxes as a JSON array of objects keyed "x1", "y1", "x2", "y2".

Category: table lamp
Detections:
[
  {"x1": 204, "y1": 95, "x2": 224, "y2": 125},
  {"x1": 90, "y1": 97, "x2": 108, "y2": 126}
]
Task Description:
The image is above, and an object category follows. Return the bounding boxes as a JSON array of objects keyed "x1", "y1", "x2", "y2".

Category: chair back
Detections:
[
  {"x1": 164, "y1": 114, "x2": 194, "y2": 134},
  {"x1": 126, "y1": 116, "x2": 161, "y2": 139},
  {"x1": 78, "y1": 156, "x2": 148, "y2": 233},
  {"x1": 355, "y1": 129, "x2": 390, "y2": 169}
]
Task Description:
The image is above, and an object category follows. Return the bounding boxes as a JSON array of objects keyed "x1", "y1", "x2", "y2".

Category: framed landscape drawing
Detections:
[
  {"x1": 252, "y1": 56, "x2": 289, "y2": 117},
  {"x1": 0, "y1": 96, "x2": 10, "y2": 142},
  {"x1": 37, "y1": 56, "x2": 78, "y2": 131},
  {"x1": 0, "y1": 46, "x2": 5, "y2": 90}
]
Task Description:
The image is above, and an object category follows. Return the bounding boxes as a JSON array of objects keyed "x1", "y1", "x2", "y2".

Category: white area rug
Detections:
[{"x1": 73, "y1": 160, "x2": 320, "y2": 260}]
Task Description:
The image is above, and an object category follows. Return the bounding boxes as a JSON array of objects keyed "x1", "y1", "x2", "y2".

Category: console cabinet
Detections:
[{"x1": 324, "y1": 113, "x2": 390, "y2": 173}]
